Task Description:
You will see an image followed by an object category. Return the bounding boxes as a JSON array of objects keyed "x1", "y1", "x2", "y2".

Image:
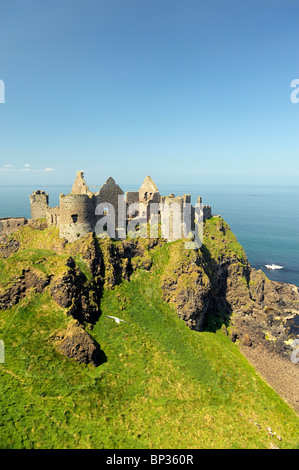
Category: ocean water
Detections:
[{"x1": 0, "y1": 184, "x2": 299, "y2": 287}]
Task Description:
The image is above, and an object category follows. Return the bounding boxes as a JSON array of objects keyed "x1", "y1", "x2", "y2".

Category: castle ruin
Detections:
[{"x1": 1, "y1": 172, "x2": 212, "y2": 243}]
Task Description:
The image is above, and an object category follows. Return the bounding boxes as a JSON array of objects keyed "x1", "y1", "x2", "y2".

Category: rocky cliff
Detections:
[
  {"x1": 160, "y1": 217, "x2": 299, "y2": 357},
  {"x1": 0, "y1": 218, "x2": 298, "y2": 367}
]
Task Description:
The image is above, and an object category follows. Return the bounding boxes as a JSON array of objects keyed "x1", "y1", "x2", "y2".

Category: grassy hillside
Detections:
[{"x1": 0, "y1": 224, "x2": 298, "y2": 449}]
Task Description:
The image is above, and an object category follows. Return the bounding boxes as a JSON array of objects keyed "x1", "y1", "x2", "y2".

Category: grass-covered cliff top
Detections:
[
  {"x1": 203, "y1": 217, "x2": 247, "y2": 262},
  {"x1": 0, "y1": 219, "x2": 298, "y2": 449}
]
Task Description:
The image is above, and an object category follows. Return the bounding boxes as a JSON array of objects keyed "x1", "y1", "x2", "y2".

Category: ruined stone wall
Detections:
[
  {"x1": 139, "y1": 175, "x2": 159, "y2": 202},
  {"x1": 160, "y1": 195, "x2": 185, "y2": 241},
  {"x1": 95, "y1": 177, "x2": 125, "y2": 238},
  {"x1": 183, "y1": 194, "x2": 191, "y2": 204},
  {"x1": 203, "y1": 205, "x2": 212, "y2": 220},
  {"x1": 0, "y1": 217, "x2": 28, "y2": 236},
  {"x1": 28, "y1": 171, "x2": 213, "y2": 243},
  {"x1": 30, "y1": 190, "x2": 49, "y2": 220},
  {"x1": 71, "y1": 171, "x2": 91, "y2": 195},
  {"x1": 159, "y1": 194, "x2": 197, "y2": 241},
  {"x1": 125, "y1": 192, "x2": 140, "y2": 226},
  {"x1": 126, "y1": 191, "x2": 139, "y2": 205},
  {"x1": 59, "y1": 193, "x2": 96, "y2": 242},
  {"x1": 197, "y1": 197, "x2": 212, "y2": 221},
  {"x1": 46, "y1": 206, "x2": 60, "y2": 227}
]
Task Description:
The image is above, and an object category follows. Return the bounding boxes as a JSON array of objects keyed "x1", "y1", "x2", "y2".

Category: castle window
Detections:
[{"x1": 71, "y1": 214, "x2": 78, "y2": 223}]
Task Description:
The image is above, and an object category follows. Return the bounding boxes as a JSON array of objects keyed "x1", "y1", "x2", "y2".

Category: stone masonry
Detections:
[{"x1": 1, "y1": 171, "x2": 213, "y2": 243}]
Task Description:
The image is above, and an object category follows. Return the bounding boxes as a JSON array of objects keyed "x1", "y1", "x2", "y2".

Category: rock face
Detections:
[
  {"x1": 50, "y1": 257, "x2": 101, "y2": 324},
  {"x1": 232, "y1": 268, "x2": 299, "y2": 357},
  {"x1": 0, "y1": 268, "x2": 50, "y2": 310},
  {"x1": 161, "y1": 243, "x2": 212, "y2": 330},
  {"x1": 160, "y1": 217, "x2": 299, "y2": 359},
  {"x1": 0, "y1": 234, "x2": 20, "y2": 258},
  {"x1": 1, "y1": 218, "x2": 298, "y2": 366},
  {"x1": 52, "y1": 320, "x2": 104, "y2": 366}
]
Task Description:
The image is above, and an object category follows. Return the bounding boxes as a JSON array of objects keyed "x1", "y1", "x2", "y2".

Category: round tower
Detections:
[
  {"x1": 30, "y1": 190, "x2": 49, "y2": 220},
  {"x1": 58, "y1": 193, "x2": 96, "y2": 242}
]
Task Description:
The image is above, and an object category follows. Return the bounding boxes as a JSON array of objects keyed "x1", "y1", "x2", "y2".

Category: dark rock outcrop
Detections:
[
  {"x1": 50, "y1": 258, "x2": 101, "y2": 324},
  {"x1": 52, "y1": 320, "x2": 105, "y2": 366},
  {"x1": 231, "y1": 268, "x2": 299, "y2": 357},
  {"x1": 159, "y1": 219, "x2": 299, "y2": 360},
  {"x1": 161, "y1": 245, "x2": 212, "y2": 330},
  {"x1": 0, "y1": 268, "x2": 50, "y2": 310},
  {"x1": 0, "y1": 235, "x2": 20, "y2": 258}
]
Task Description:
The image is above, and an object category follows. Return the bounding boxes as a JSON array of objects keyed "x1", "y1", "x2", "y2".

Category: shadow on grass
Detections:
[{"x1": 95, "y1": 345, "x2": 108, "y2": 367}]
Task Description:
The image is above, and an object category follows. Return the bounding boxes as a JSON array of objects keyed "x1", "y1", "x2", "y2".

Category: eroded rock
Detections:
[
  {"x1": 0, "y1": 268, "x2": 50, "y2": 310},
  {"x1": 50, "y1": 260, "x2": 101, "y2": 324}
]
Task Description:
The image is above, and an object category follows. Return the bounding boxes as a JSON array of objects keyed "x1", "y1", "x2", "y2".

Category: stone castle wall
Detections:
[
  {"x1": 30, "y1": 191, "x2": 49, "y2": 220},
  {"x1": 71, "y1": 171, "x2": 91, "y2": 195},
  {"x1": 203, "y1": 205, "x2": 212, "y2": 220},
  {"x1": 126, "y1": 192, "x2": 139, "y2": 205},
  {"x1": 46, "y1": 206, "x2": 60, "y2": 227},
  {"x1": 0, "y1": 217, "x2": 28, "y2": 236},
  {"x1": 0, "y1": 171, "x2": 213, "y2": 241},
  {"x1": 59, "y1": 193, "x2": 96, "y2": 242},
  {"x1": 26, "y1": 171, "x2": 214, "y2": 243},
  {"x1": 160, "y1": 194, "x2": 194, "y2": 241},
  {"x1": 95, "y1": 177, "x2": 125, "y2": 235}
]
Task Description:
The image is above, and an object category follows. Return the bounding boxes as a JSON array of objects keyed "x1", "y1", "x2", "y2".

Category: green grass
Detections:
[
  {"x1": 203, "y1": 217, "x2": 247, "y2": 263},
  {"x1": 0, "y1": 226, "x2": 298, "y2": 449}
]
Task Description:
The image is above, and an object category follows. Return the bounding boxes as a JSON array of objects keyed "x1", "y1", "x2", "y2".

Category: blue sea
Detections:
[{"x1": 1, "y1": 184, "x2": 299, "y2": 287}]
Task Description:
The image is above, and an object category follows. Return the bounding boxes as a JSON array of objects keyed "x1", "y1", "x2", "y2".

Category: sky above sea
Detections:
[
  {"x1": 0, "y1": 2, "x2": 298, "y2": 284},
  {"x1": 0, "y1": 1, "x2": 299, "y2": 187}
]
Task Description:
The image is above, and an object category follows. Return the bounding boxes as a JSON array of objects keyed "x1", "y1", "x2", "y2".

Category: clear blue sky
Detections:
[{"x1": 0, "y1": 0, "x2": 298, "y2": 186}]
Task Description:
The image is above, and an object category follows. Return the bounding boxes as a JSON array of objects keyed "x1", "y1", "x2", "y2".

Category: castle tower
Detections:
[
  {"x1": 59, "y1": 193, "x2": 96, "y2": 242},
  {"x1": 30, "y1": 190, "x2": 49, "y2": 220},
  {"x1": 71, "y1": 171, "x2": 91, "y2": 195}
]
